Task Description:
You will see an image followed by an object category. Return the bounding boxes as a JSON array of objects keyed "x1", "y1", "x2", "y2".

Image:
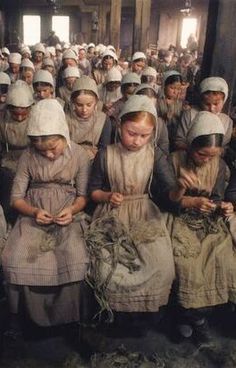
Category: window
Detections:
[
  {"x1": 23, "y1": 15, "x2": 41, "y2": 45},
  {"x1": 52, "y1": 16, "x2": 69, "y2": 43},
  {"x1": 180, "y1": 18, "x2": 197, "y2": 48}
]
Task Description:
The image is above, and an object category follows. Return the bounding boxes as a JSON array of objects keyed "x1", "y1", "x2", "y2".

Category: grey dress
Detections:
[{"x1": 2, "y1": 142, "x2": 90, "y2": 326}]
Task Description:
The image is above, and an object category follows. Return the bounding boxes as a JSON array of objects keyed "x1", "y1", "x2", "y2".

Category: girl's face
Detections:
[
  {"x1": 63, "y1": 58, "x2": 77, "y2": 67},
  {"x1": 34, "y1": 51, "x2": 44, "y2": 63},
  {"x1": 9, "y1": 106, "x2": 31, "y2": 122},
  {"x1": 120, "y1": 119, "x2": 154, "y2": 151},
  {"x1": 21, "y1": 70, "x2": 34, "y2": 85},
  {"x1": 73, "y1": 93, "x2": 97, "y2": 119},
  {"x1": 65, "y1": 77, "x2": 77, "y2": 91},
  {"x1": 164, "y1": 81, "x2": 182, "y2": 100},
  {"x1": 123, "y1": 83, "x2": 139, "y2": 99},
  {"x1": 132, "y1": 60, "x2": 145, "y2": 74},
  {"x1": 102, "y1": 56, "x2": 114, "y2": 70},
  {"x1": 10, "y1": 63, "x2": 20, "y2": 74},
  {"x1": 191, "y1": 146, "x2": 221, "y2": 167},
  {"x1": 201, "y1": 93, "x2": 224, "y2": 114},
  {"x1": 106, "y1": 81, "x2": 121, "y2": 92},
  {"x1": 0, "y1": 93, "x2": 7, "y2": 104},
  {"x1": 34, "y1": 85, "x2": 53, "y2": 101},
  {"x1": 33, "y1": 137, "x2": 66, "y2": 161}
]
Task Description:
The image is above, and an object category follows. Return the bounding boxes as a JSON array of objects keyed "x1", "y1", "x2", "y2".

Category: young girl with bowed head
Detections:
[
  {"x1": 66, "y1": 75, "x2": 114, "y2": 161},
  {"x1": 2, "y1": 99, "x2": 90, "y2": 331},
  {"x1": 167, "y1": 111, "x2": 236, "y2": 343},
  {"x1": 86, "y1": 95, "x2": 176, "y2": 325},
  {"x1": 175, "y1": 77, "x2": 232, "y2": 151}
]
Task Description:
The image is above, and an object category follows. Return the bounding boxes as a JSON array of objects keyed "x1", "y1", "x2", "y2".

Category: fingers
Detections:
[{"x1": 110, "y1": 193, "x2": 124, "y2": 207}]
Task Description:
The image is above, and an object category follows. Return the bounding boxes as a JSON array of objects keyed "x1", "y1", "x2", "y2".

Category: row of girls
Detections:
[{"x1": 0, "y1": 41, "x2": 236, "y2": 346}]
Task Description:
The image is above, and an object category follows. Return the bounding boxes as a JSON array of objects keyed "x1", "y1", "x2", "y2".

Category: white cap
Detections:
[
  {"x1": 33, "y1": 43, "x2": 46, "y2": 54},
  {"x1": 142, "y1": 66, "x2": 157, "y2": 78},
  {"x1": 102, "y1": 49, "x2": 118, "y2": 62},
  {"x1": 121, "y1": 72, "x2": 141, "y2": 85},
  {"x1": 21, "y1": 46, "x2": 31, "y2": 57},
  {"x1": 42, "y1": 58, "x2": 55, "y2": 68},
  {"x1": 0, "y1": 72, "x2": 11, "y2": 85},
  {"x1": 63, "y1": 66, "x2": 80, "y2": 79},
  {"x1": 20, "y1": 58, "x2": 35, "y2": 71},
  {"x1": 2, "y1": 47, "x2": 10, "y2": 56},
  {"x1": 119, "y1": 94, "x2": 157, "y2": 121},
  {"x1": 88, "y1": 43, "x2": 95, "y2": 49},
  {"x1": 27, "y1": 99, "x2": 70, "y2": 146},
  {"x1": 6, "y1": 83, "x2": 34, "y2": 107},
  {"x1": 9, "y1": 52, "x2": 22, "y2": 64},
  {"x1": 107, "y1": 45, "x2": 116, "y2": 53},
  {"x1": 56, "y1": 43, "x2": 62, "y2": 51},
  {"x1": 132, "y1": 52, "x2": 146, "y2": 62},
  {"x1": 105, "y1": 67, "x2": 122, "y2": 84},
  {"x1": 72, "y1": 76, "x2": 99, "y2": 99},
  {"x1": 134, "y1": 83, "x2": 157, "y2": 95},
  {"x1": 187, "y1": 111, "x2": 225, "y2": 145},
  {"x1": 33, "y1": 69, "x2": 54, "y2": 87},
  {"x1": 200, "y1": 77, "x2": 228, "y2": 103},
  {"x1": 62, "y1": 49, "x2": 78, "y2": 62}
]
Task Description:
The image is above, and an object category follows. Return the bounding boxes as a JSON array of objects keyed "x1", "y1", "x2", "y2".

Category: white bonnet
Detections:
[
  {"x1": 63, "y1": 66, "x2": 80, "y2": 79},
  {"x1": 20, "y1": 58, "x2": 35, "y2": 71},
  {"x1": 199, "y1": 77, "x2": 228, "y2": 103},
  {"x1": 105, "y1": 67, "x2": 122, "y2": 84},
  {"x1": 142, "y1": 66, "x2": 157, "y2": 78},
  {"x1": 9, "y1": 52, "x2": 22, "y2": 64},
  {"x1": 62, "y1": 49, "x2": 77, "y2": 62},
  {"x1": 0, "y1": 72, "x2": 11, "y2": 85},
  {"x1": 163, "y1": 70, "x2": 181, "y2": 85},
  {"x1": 187, "y1": 111, "x2": 225, "y2": 145},
  {"x1": 33, "y1": 43, "x2": 45, "y2": 54},
  {"x1": 132, "y1": 51, "x2": 146, "y2": 62},
  {"x1": 33, "y1": 70, "x2": 54, "y2": 87},
  {"x1": 27, "y1": 99, "x2": 70, "y2": 145},
  {"x1": 102, "y1": 49, "x2": 118, "y2": 62},
  {"x1": 72, "y1": 75, "x2": 99, "y2": 98},
  {"x1": 6, "y1": 83, "x2": 34, "y2": 107},
  {"x1": 119, "y1": 94, "x2": 157, "y2": 121},
  {"x1": 121, "y1": 72, "x2": 141, "y2": 85}
]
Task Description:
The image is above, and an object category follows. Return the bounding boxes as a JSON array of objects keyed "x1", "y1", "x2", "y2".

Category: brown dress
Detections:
[
  {"x1": 2, "y1": 142, "x2": 90, "y2": 326},
  {"x1": 87, "y1": 143, "x2": 175, "y2": 313},
  {"x1": 167, "y1": 150, "x2": 236, "y2": 309}
]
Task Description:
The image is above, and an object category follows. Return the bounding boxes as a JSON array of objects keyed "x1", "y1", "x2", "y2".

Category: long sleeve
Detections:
[{"x1": 75, "y1": 146, "x2": 91, "y2": 197}]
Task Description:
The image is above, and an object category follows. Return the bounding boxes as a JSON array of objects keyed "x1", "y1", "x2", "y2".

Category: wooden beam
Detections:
[{"x1": 110, "y1": 0, "x2": 121, "y2": 51}]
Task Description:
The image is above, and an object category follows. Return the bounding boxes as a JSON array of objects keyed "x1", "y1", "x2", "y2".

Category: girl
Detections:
[
  {"x1": 134, "y1": 83, "x2": 169, "y2": 155},
  {"x1": 6, "y1": 53, "x2": 22, "y2": 84},
  {"x1": 19, "y1": 59, "x2": 35, "y2": 93},
  {"x1": 86, "y1": 95, "x2": 175, "y2": 325},
  {"x1": 175, "y1": 77, "x2": 232, "y2": 151},
  {"x1": 157, "y1": 70, "x2": 187, "y2": 152},
  {"x1": 2, "y1": 99, "x2": 90, "y2": 330},
  {"x1": 98, "y1": 67, "x2": 122, "y2": 116},
  {"x1": 168, "y1": 111, "x2": 236, "y2": 343},
  {"x1": 58, "y1": 66, "x2": 80, "y2": 112},
  {"x1": 66, "y1": 75, "x2": 114, "y2": 161},
  {"x1": 92, "y1": 49, "x2": 118, "y2": 85},
  {"x1": 0, "y1": 71, "x2": 10, "y2": 121}
]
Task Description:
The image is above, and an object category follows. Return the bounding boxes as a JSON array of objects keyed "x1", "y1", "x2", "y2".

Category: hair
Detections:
[
  {"x1": 121, "y1": 83, "x2": 139, "y2": 94},
  {"x1": 0, "y1": 84, "x2": 9, "y2": 94},
  {"x1": 190, "y1": 133, "x2": 224, "y2": 150},
  {"x1": 136, "y1": 88, "x2": 156, "y2": 98},
  {"x1": 164, "y1": 74, "x2": 183, "y2": 86},
  {"x1": 33, "y1": 82, "x2": 53, "y2": 88},
  {"x1": 141, "y1": 75, "x2": 156, "y2": 84},
  {"x1": 71, "y1": 89, "x2": 97, "y2": 101},
  {"x1": 201, "y1": 90, "x2": 225, "y2": 100},
  {"x1": 120, "y1": 111, "x2": 156, "y2": 127},
  {"x1": 29, "y1": 134, "x2": 64, "y2": 144}
]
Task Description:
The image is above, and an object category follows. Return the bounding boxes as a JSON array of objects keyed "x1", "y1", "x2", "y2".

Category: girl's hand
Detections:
[
  {"x1": 109, "y1": 192, "x2": 124, "y2": 207},
  {"x1": 178, "y1": 168, "x2": 200, "y2": 190},
  {"x1": 220, "y1": 201, "x2": 234, "y2": 217},
  {"x1": 54, "y1": 207, "x2": 73, "y2": 225},
  {"x1": 35, "y1": 209, "x2": 53, "y2": 225},
  {"x1": 193, "y1": 197, "x2": 216, "y2": 213}
]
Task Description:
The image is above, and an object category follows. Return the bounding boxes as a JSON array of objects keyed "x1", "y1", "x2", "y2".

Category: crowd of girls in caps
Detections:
[{"x1": 0, "y1": 39, "x2": 236, "y2": 346}]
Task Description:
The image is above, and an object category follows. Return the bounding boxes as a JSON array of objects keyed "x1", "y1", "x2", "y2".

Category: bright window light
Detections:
[
  {"x1": 52, "y1": 16, "x2": 70, "y2": 43},
  {"x1": 180, "y1": 18, "x2": 197, "y2": 48},
  {"x1": 23, "y1": 15, "x2": 41, "y2": 46}
]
